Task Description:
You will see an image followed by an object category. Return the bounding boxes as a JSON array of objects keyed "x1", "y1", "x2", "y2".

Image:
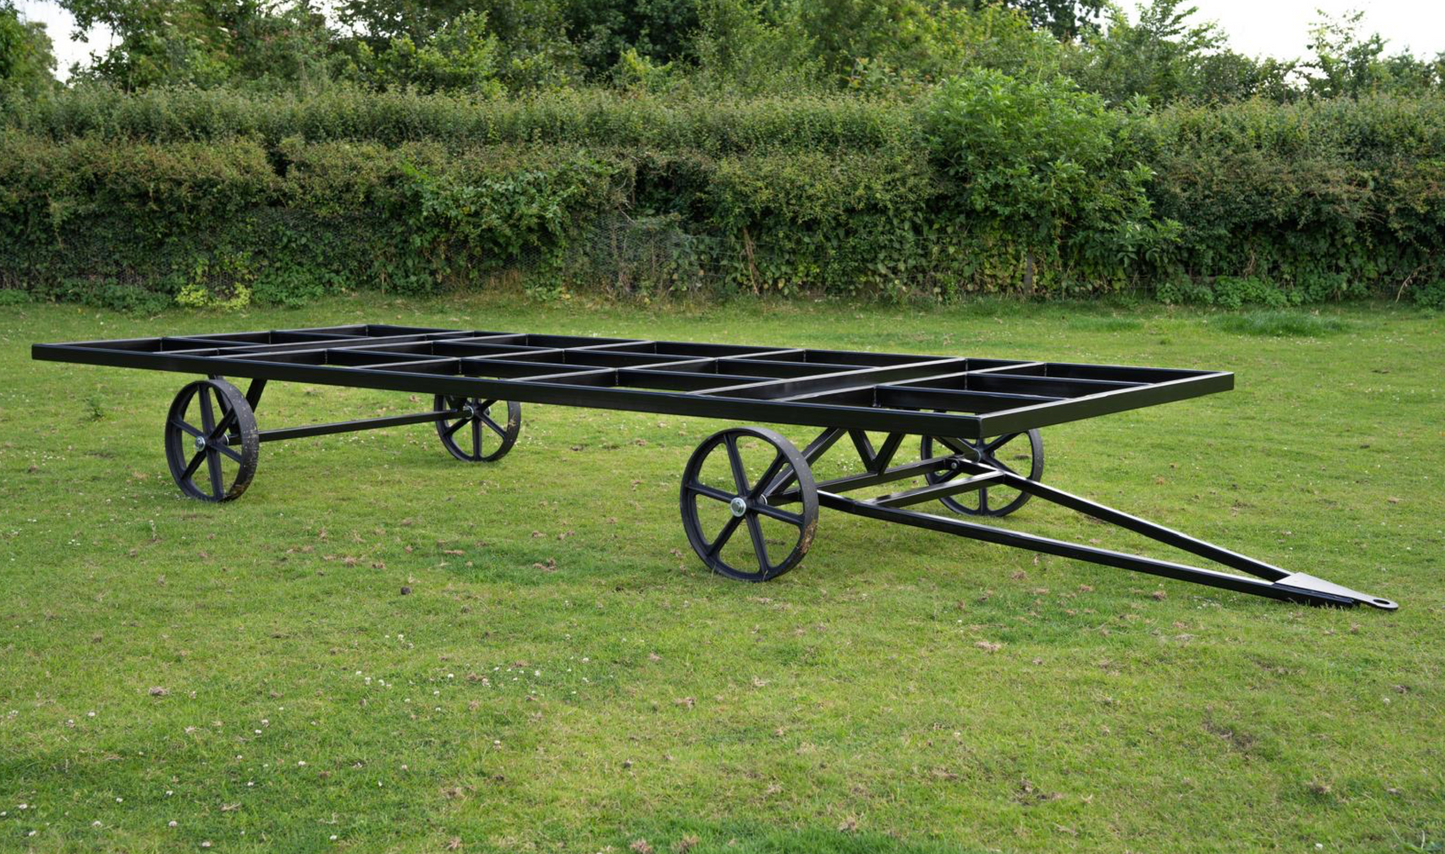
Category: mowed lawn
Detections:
[{"x1": 0, "y1": 296, "x2": 1441, "y2": 853}]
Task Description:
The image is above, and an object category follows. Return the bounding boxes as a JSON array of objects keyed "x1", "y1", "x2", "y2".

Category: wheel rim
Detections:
[
  {"x1": 434, "y1": 396, "x2": 520, "y2": 462},
  {"x1": 680, "y1": 427, "x2": 818, "y2": 582},
  {"x1": 921, "y1": 429, "x2": 1043, "y2": 517},
  {"x1": 163, "y1": 379, "x2": 258, "y2": 502}
]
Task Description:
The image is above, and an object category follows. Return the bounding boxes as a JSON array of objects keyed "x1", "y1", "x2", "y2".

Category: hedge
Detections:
[{"x1": 2, "y1": 81, "x2": 1443, "y2": 309}]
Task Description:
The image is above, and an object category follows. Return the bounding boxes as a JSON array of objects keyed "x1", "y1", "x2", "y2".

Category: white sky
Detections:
[
  {"x1": 15, "y1": 0, "x2": 1445, "y2": 82},
  {"x1": 1174, "y1": 0, "x2": 1445, "y2": 61}
]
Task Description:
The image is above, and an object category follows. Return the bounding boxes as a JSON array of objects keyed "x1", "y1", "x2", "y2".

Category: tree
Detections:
[
  {"x1": 798, "y1": 0, "x2": 1065, "y2": 93},
  {"x1": 1303, "y1": 9, "x2": 1440, "y2": 98},
  {"x1": 358, "y1": 9, "x2": 504, "y2": 94},
  {"x1": 1070, "y1": 0, "x2": 1294, "y2": 104},
  {"x1": 969, "y1": 0, "x2": 1105, "y2": 41},
  {"x1": 61, "y1": 0, "x2": 339, "y2": 90},
  {"x1": 1, "y1": 1, "x2": 58, "y2": 93},
  {"x1": 689, "y1": 0, "x2": 822, "y2": 94},
  {"x1": 335, "y1": 0, "x2": 693, "y2": 80}
]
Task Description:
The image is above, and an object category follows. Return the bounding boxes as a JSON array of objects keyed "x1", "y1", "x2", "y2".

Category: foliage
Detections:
[
  {"x1": 973, "y1": 0, "x2": 1106, "y2": 40},
  {"x1": 923, "y1": 69, "x2": 1171, "y2": 291},
  {"x1": 688, "y1": 0, "x2": 823, "y2": 95},
  {"x1": 355, "y1": 10, "x2": 505, "y2": 95},
  {"x1": 41, "y1": 0, "x2": 1445, "y2": 105},
  {"x1": 61, "y1": 0, "x2": 343, "y2": 91},
  {"x1": 1302, "y1": 10, "x2": 1445, "y2": 99},
  {"x1": 1148, "y1": 94, "x2": 1445, "y2": 306},
  {"x1": 8, "y1": 0, "x2": 1445, "y2": 309},
  {"x1": 335, "y1": 0, "x2": 583, "y2": 91},
  {"x1": 1069, "y1": 0, "x2": 1297, "y2": 105},
  {"x1": 0, "y1": 1, "x2": 57, "y2": 94},
  {"x1": 4, "y1": 84, "x2": 1445, "y2": 307}
]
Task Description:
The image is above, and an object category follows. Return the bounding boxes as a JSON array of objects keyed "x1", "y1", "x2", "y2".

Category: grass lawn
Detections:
[{"x1": 1, "y1": 295, "x2": 1441, "y2": 853}]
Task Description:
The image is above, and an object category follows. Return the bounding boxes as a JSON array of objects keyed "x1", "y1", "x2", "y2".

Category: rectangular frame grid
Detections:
[{"x1": 33, "y1": 324, "x2": 1233, "y2": 439}]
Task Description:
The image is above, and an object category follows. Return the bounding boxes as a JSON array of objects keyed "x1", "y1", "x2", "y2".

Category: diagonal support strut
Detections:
[{"x1": 791, "y1": 445, "x2": 1397, "y2": 610}]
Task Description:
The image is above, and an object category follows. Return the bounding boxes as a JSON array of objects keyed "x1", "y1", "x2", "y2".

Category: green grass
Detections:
[
  {"x1": 1211, "y1": 310, "x2": 1351, "y2": 337},
  {"x1": 1, "y1": 297, "x2": 1442, "y2": 853}
]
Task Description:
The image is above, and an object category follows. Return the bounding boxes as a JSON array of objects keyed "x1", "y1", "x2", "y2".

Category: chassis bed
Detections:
[{"x1": 32, "y1": 323, "x2": 1397, "y2": 611}]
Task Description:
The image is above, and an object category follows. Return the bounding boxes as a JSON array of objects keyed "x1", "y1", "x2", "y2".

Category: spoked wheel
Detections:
[
  {"x1": 920, "y1": 429, "x2": 1044, "y2": 518},
  {"x1": 433, "y1": 396, "x2": 521, "y2": 462},
  {"x1": 680, "y1": 427, "x2": 819, "y2": 582},
  {"x1": 163, "y1": 378, "x2": 259, "y2": 502}
]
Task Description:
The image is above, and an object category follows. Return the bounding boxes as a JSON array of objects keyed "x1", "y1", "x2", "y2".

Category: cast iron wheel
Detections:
[
  {"x1": 920, "y1": 429, "x2": 1044, "y2": 517},
  {"x1": 433, "y1": 395, "x2": 521, "y2": 462},
  {"x1": 164, "y1": 378, "x2": 259, "y2": 502},
  {"x1": 680, "y1": 427, "x2": 819, "y2": 582}
]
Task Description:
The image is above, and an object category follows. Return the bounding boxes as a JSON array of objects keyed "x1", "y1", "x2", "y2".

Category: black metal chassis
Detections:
[{"x1": 32, "y1": 323, "x2": 1397, "y2": 610}]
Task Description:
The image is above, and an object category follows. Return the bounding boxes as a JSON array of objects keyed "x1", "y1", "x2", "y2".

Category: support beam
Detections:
[
  {"x1": 773, "y1": 454, "x2": 963, "y2": 504},
  {"x1": 866, "y1": 471, "x2": 1002, "y2": 508},
  {"x1": 238, "y1": 409, "x2": 460, "y2": 444},
  {"x1": 819, "y1": 491, "x2": 1389, "y2": 608}
]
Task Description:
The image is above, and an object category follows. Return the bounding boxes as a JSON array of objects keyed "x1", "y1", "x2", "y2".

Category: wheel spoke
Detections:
[
  {"x1": 182, "y1": 449, "x2": 206, "y2": 480},
  {"x1": 686, "y1": 481, "x2": 734, "y2": 503},
  {"x1": 442, "y1": 417, "x2": 467, "y2": 438},
  {"x1": 208, "y1": 408, "x2": 238, "y2": 442},
  {"x1": 752, "y1": 502, "x2": 803, "y2": 526},
  {"x1": 724, "y1": 435, "x2": 750, "y2": 494},
  {"x1": 978, "y1": 487, "x2": 990, "y2": 513},
  {"x1": 983, "y1": 432, "x2": 1020, "y2": 454},
  {"x1": 171, "y1": 418, "x2": 204, "y2": 438},
  {"x1": 216, "y1": 443, "x2": 244, "y2": 463},
  {"x1": 470, "y1": 418, "x2": 483, "y2": 460},
  {"x1": 707, "y1": 516, "x2": 743, "y2": 557},
  {"x1": 749, "y1": 450, "x2": 789, "y2": 501},
  {"x1": 206, "y1": 449, "x2": 224, "y2": 498},
  {"x1": 198, "y1": 387, "x2": 216, "y2": 433},
  {"x1": 745, "y1": 513, "x2": 770, "y2": 575},
  {"x1": 478, "y1": 413, "x2": 507, "y2": 439}
]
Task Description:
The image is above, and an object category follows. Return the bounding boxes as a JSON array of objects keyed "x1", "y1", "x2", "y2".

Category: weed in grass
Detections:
[{"x1": 83, "y1": 394, "x2": 107, "y2": 421}]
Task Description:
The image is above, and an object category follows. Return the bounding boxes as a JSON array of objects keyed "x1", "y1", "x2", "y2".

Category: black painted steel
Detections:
[
  {"x1": 920, "y1": 429, "x2": 1043, "y2": 517},
  {"x1": 820, "y1": 492, "x2": 1362, "y2": 607},
  {"x1": 32, "y1": 323, "x2": 1397, "y2": 610},
  {"x1": 764, "y1": 425, "x2": 1396, "y2": 610},
  {"x1": 680, "y1": 427, "x2": 819, "y2": 582},
  {"x1": 434, "y1": 396, "x2": 522, "y2": 462},
  {"x1": 164, "y1": 378, "x2": 259, "y2": 502},
  {"x1": 31, "y1": 325, "x2": 1235, "y2": 439},
  {"x1": 254, "y1": 409, "x2": 460, "y2": 444}
]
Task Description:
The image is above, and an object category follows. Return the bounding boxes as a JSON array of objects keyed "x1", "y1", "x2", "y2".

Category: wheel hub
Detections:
[
  {"x1": 729, "y1": 496, "x2": 748, "y2": 517},
  {"x1": 193, "y1": 436, "x2": 207, "y2": 451}
]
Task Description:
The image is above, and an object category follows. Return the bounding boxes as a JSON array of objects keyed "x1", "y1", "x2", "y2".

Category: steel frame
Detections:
[
  {"x1": 31, "y1": 323, "x2": 1397, "y2": 610},
  {"x1": 769, "y1": 429, "x2": 1396, "y2": 609},
  {"x1": 31, "y1": 323, "x2": 1233, "y2": 439}
]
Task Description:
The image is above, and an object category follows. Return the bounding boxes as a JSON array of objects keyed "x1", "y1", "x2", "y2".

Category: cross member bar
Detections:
[{"x1": 247, "y1": 409, "x2": 461, "y2": 444}]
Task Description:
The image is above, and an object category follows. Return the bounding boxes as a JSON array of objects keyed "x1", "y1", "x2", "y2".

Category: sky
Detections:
[{"x1": 15, "y1": 0, "x2": 1445, "y2": 82}]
